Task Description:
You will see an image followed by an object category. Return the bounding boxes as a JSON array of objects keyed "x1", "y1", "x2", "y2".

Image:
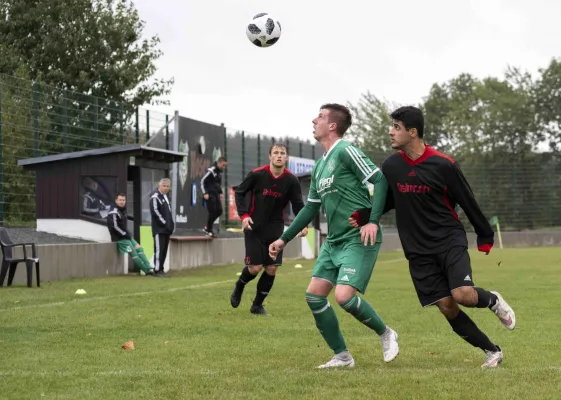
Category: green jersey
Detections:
[{"x1": 307, "y1": 139, "x2": 383, "y2": 244}]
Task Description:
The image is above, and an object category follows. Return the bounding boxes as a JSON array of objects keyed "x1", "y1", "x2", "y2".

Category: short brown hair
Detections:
[
  {"x1": 217, "y1": 156, "x2": 227, "y2": 163},
  {"x1": 269, "y1": 143, "x2": 288, "y2": 155},
  {"x1": 320, "y1": 103, "x2": 353, "y2": 137},
  {"x1": 115, "y1": 193, "x2": 126, "y2": 199}
]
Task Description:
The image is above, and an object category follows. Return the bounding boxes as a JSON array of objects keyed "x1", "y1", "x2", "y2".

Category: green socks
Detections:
[
  {"x1": 340, "y1": 295, "x2": 386, "y2": 335},
  {"x1": 305, "y1": 292, "x2": 347, "y2": 354},
  {"x1": 131, "y1": 247, "x2": 153, "y2": 274},
  {"x1": 136, "y1": 247, "x2": 153, "y2": 271}
]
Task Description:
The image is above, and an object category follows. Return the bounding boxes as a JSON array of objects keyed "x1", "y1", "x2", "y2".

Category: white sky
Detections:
[{"x1": 134, "y1": 0, "x2": 561, "y2": 142}]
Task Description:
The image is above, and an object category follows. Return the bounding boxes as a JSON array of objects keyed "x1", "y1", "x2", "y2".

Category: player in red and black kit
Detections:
[
  {"x1": 230, "y1": 143, "x2": 308, "y2": 315},
  {"x1": 349, "y1": 106, "x2": 516, "y2": 368}
]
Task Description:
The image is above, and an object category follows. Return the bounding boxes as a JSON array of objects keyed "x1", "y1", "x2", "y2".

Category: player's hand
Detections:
[
  {"x1": 348, "y1": 207, "x2": 371, "y2": 228},
  {"x1": 477, "y1": 243, "x2": 493, "y2": 255},
  {"x1": 220, "y1": 194, "x2": 224, "y2": 201},
  {"x1": 203, "y1": 194, "x2": 209, "y2": 200},
  {"x1": 298, "y1": 227, "x2": 309, "y2": 237},
  {"x1": 360, "y1": 223, "x2": 378, "y2": 246},
  {"x1": 269, "y1": 239, "x2": 286, "y2": 260},
  {"x1": 476, "y1": 237, "x2": 493, "y2": 255},
  {"x1": 134, "y1": 243, "x2": 141, "y2": 250},
  {"x1": 242, "y1": 216, "x2": 253, "y2": 230}
]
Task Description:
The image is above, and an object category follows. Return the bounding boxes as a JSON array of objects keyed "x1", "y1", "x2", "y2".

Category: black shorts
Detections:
[
  {"x1": 408, "y1": 246, "x2": 474, "y2": 307},
  {"x1": 244, "y1": 230, "x2": 283, "y2": 267}
]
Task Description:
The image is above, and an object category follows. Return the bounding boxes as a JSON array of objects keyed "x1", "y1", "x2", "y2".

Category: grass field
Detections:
[{"x1": 1, "y1": 247, "x2": 560, "y2": 399}]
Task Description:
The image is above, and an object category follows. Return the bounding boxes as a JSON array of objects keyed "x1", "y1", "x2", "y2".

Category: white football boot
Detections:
[
  {"x1": 481, "y1": 346, "x2": 503, "y2": 368},
  {"x1": 317, "y1": 351, "x2": 355, "y2": 369},
  {"x1": 490, "y1": 291, "x2": 516, "y2": 330},
  {"x1": 380, "y1": 326, "x2": 400, "y2": 362}
]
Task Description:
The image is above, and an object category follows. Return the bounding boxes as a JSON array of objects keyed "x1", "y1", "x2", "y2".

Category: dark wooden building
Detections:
[{"x1": 18, "y1": 144, "x2": 185, "y2": 241}]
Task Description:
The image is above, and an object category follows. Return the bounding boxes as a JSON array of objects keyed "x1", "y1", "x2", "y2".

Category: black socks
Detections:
[
  {"x1": 447, "y1": 310, "x2": 499, "y2": 352},
  {"x1": 474, "y1": 287, "x2": 499, "y2": 309},
  {"x1": 236, "y1": 266, "x2": 257, "y2": 289},
  {"x1": 253, "y1": 272, "x2": 276, "y2": 307}
]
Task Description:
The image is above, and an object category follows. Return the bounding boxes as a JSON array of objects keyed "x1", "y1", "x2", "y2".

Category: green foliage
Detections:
[
  {"x1": 0, "y1": 66, "x2": 51, "y2": 224},
  {"x1": 0, "y1": 0, "x2": 173, "y2": 107},
  {"x1": 347, "y1": 91, "x2": 400, "y2": 159},
  {"x1": 349, "y1": 59, "x2": 561, "y2": 230},
  {"x1": 0, "y1": 0, "x2": 174, "y2": 225}
]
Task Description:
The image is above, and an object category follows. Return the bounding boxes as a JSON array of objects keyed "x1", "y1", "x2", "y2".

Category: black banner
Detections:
[{"x1": 175, "y1": 117, "x2": 224, "y2": 231}]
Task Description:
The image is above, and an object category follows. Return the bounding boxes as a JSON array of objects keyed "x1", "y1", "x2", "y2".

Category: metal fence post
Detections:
[
  {"x1": 93, "y1": 96, "x2": 99, "y2": 143},
  {"x1": 299, "y1": 141, "x2": 303, "y2": 157},
  {"x1": 165, "y1": 114, "x2": 169, "y2": 150},
  {"x1": 222, "y1": 123, "x2": 228, "y2": 224},
  {"x1": 33, "y1": 83, "x2": 39, "y2": 156},
  {"x1": 257, "y1": 134, "x2": 261, "y2": 166},
  {"x1": 0, "y1": 85, "x2": 3, "y2": 225},
  {"x1": 63, "y1": 90, "x2": 68, "y2": 151},
  {"x1": 135, "y1": 108, "x2": 139, "y2": 143},
  {"x1": 119, "y1": 103, "x2": 124, "y2": 144},
  {"x1": 241, "y1": 130, "x2": 245, "y2": 179},
  {"x1": 146, "y1": 109, "x2": 150, "y2": 143}
]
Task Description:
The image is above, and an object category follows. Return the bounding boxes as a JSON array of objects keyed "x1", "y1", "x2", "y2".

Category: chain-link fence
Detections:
[
  {"x1": 366, "y1": 150, "x2": 561, "y2": 232},
  {"x1": 0, "y1": 73, "x2": 322, "y2": 228},
  {"x1": 1, "y1": 72, "x2": 559, "y2": 231}
]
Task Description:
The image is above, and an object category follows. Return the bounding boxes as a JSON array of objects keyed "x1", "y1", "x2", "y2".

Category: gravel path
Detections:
[{"x1": 5, "y1": 228, "x2": 94, "y2": 245}]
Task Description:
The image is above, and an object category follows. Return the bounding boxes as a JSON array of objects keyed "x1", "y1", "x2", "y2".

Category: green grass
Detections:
[{"x1": 0, "y1": 248, "x2": 560, "y2": 399}]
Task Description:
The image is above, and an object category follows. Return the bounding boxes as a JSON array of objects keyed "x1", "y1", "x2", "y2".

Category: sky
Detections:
[{"x1": 133, "y1": 0, "x2": 561, "y2": 142}]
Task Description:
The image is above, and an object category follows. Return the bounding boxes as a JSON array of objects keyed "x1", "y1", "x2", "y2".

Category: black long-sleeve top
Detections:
[
  {"x1": 382, "y1": 146, "x2": 494, "y2": 258},
  {"x1": 235, "y1": 165, "x2": 305, "y2": 238}
]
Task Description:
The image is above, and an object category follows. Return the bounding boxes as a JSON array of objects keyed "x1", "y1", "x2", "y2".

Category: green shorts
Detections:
[
  {"x1": 116, "y1": 239, "x2": 139, "y2": 254},
  {"x1": 312, "y1": 238, "x2": 381, "y2": 294}
]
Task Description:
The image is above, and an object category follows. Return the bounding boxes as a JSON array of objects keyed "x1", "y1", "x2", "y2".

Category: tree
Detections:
[
  {"x1": 0, "y1": 0, "x2": 173, "y2": 107},
  {"x1": 0, "y1": 0, "x2": 174, "y2": 153},
  {"x1": 534, "y1": 58, "x2": 561, "y2": 152},
  {"x1": 0, "y1": 66, "x2": 51, "y2": 225},
  {"x1": 348, "y1": 66, "x2": 558, "y2": 230},
  {"x1": 346, "y1": 92, "x2": 400, "y2": 160},
  {"x1": 423, "y1": 73, "x2": 484, "y2": 156}
]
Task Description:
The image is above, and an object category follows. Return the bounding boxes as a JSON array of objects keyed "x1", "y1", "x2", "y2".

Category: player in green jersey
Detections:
[{"x1": 269, "y1": 103, "x2": 399, "y2": 368}]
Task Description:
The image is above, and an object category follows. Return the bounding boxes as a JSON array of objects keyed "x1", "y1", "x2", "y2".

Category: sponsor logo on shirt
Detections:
[
  {"x1": 397, "y1": 182, "x2": 431, "y2": 194},
  {"x1": 263, "y1": 188, "x2": 283, "y2": 198},
  {"x1": 318, "y1": 175, "x2": 335, "y2": 192}
]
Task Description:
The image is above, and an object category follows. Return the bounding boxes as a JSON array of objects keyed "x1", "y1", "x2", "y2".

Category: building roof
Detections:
[{"x1": 18, "y1": 144, "x2": 186, "y2": 167}]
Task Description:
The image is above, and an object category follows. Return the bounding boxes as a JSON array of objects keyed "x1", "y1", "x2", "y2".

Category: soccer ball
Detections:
[{"x1": 246, "y1": 13, "x2": 282, "y2": 47}]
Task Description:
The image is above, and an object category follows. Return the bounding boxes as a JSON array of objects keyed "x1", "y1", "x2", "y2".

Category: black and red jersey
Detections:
[
  {"x1": 382, "y1": 145, "x2": 494, "y2": 257},
  {"x1": 235, "y1": 165, "x2": 305, "y2": 235}
]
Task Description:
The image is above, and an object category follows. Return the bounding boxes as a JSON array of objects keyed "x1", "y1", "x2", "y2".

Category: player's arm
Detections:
[
  {"x1": 349, "y1": 161, "x2": 395, "y2": 227},
  {"x1": 342, "y1": 145, "x2": 388, "y2": 224},
  {"x1": 288, "y1": 177, "x2": 305, "y2": 216},
  {"x1": 280, "y1": 175, "x2": 321, "y2": 244},
  {"x1": 200, "y1": 167, "x2": 213, "y2": 195},
  {"x1": 381, "y1": 161, "x2": 395, "y2": 215},
  {"x1": 234, "y1": 171, "x2": 256, "y2": 220},
  {"x1": 447, "y1": 162, "x2": 494, "y2": 252}
]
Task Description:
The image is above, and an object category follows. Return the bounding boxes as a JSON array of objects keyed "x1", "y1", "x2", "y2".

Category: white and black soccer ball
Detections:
[{"x1": 246, "y1": 13, "x2": 282, "y2": 48}]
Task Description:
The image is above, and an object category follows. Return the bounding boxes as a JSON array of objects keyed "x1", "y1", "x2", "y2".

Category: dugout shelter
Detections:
[{"x1": 18, "y1": 144, "x2": 185, "y2": 245}]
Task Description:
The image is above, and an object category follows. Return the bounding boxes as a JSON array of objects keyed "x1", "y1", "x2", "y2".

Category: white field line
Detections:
[
  {"x1": 0, "y1": 365, "x2": 559, "y2": 377},
  {"x1": 0, "y1": 258, "x2": 404, "y2": 313}
]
